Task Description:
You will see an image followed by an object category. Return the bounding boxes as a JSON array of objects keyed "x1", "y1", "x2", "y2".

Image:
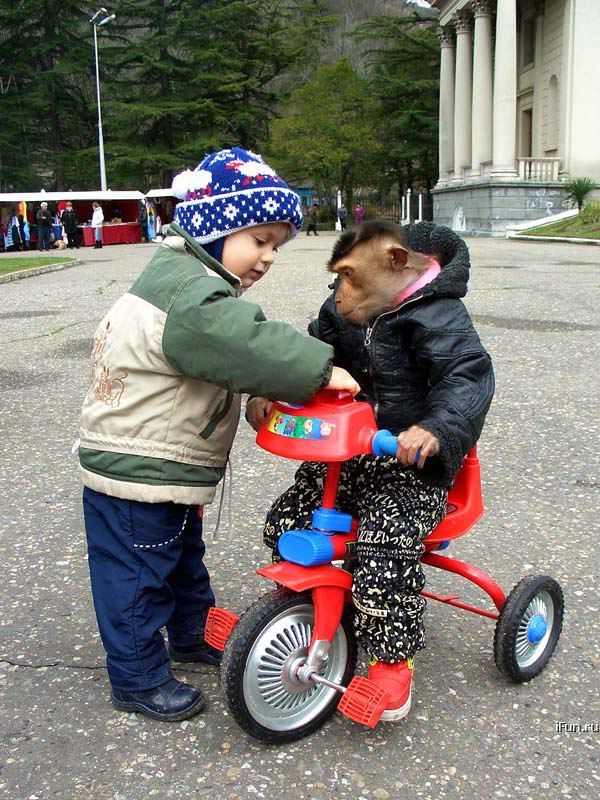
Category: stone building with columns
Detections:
[{"x1": 432, "y1": 0, "x2": 600, "y2": 234}]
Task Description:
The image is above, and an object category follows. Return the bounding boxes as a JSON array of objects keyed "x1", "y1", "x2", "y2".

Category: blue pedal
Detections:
[{"x1": 278, "y1": 530, "x2": 334, "y2": 566}]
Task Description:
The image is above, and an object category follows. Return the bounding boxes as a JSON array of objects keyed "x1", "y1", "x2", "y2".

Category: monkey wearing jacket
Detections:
[{"x1": 247, "y1": 221, "x2": 495, "y2": 721}]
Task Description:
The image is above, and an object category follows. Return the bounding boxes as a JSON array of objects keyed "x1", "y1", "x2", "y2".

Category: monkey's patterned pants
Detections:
[{"x1": 263, "y1": 456, "x2": 448, "y2": 663}]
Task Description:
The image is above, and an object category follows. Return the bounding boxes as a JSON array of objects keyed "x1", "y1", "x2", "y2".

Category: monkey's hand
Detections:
[
  {"x1": 246, "y1": 396, "x2": 273, "y2": 431},
  {"x1": 325, "y1": 366, "x2": 361, "y2": 397},
  {"x1": 396, "y1": 425, "x2": 439, "y2": 469}
]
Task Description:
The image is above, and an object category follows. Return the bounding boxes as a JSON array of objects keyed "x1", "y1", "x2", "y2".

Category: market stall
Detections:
[
  {"x1": 0, "y1": 190, "x2": 145, "y2": 249},
  {"x1": 80, "y1": 222, "x2": 141, "y2": 246}
]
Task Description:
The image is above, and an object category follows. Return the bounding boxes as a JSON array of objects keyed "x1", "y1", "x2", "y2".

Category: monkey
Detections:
[
  {"x1": 253, "y1": 220, "x2": 495, "y2": 721},
  {"x1": 326, "y1": 221, "x2": 441, "y2": 467},
  {"x1": 327, "y1": 220, "x2": 435, "y2": 327}
]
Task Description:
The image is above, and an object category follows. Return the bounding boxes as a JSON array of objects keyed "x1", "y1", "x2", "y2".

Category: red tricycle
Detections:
[{"x1": 205, "y1": 391, "x2": 564, "y2": 743}]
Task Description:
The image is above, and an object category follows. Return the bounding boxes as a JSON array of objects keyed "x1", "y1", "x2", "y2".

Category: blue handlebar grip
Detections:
[{"x1": 372, "y1": 430, "x2": 399, "y2": 457}]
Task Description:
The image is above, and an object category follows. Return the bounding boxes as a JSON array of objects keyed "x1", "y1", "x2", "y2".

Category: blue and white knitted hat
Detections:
[{"x1": 172, "y1": 147, "x2": 303, "y2": 245}]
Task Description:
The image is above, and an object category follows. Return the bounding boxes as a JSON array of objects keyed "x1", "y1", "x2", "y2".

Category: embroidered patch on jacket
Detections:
[{"x1": 89, "y1": 320, "x2": 128, "y2": 408}]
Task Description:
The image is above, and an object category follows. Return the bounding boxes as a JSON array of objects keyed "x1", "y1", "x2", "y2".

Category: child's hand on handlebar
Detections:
[
  {"x1": 396, "y1": 425, "x2": 439, "y2": 468},
  {"x1": 246, "y1": 397, "x2": 273, "y2": 431},
  {"x1": 325, "y1": 367, "x2": 361, "y2": 397}
]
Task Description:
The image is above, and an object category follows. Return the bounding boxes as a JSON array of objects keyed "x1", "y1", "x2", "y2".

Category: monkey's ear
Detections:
[{"x1": 387, "y1": 244, "x2": 409, "y2": 270}]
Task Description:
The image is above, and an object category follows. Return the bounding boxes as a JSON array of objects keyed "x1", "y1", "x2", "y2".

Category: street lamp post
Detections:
[{"x1": 90, "y1": 8, "x2": 116, "y2": 191}]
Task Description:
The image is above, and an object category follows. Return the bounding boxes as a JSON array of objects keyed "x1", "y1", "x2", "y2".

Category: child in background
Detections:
[{"x1": 79, "y1": 147, "x2": 359, "y2": 722}]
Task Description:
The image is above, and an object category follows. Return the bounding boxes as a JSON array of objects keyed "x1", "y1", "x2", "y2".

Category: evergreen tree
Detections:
[
  {"x1": 267, "y1": 59, "x2": 382, "y2": 205},
  {"x1": 0, "y1": 1, "x2": 334, "y2": 191},
  {"x1": 355, "y1": 13, "x2": 440, "y2": 192},
  {"x1": 0, "y1": 1, "x2": 99, "y2": 190},
  {"x1": 103, "y1": 0, "x2": 334, "y2": 190},
  {"x1": 102, "y1": 0, "x2": 216, "y2": 190},
  {"x1": 175, "y1": 0, "x2": 335, "y2": 151}
]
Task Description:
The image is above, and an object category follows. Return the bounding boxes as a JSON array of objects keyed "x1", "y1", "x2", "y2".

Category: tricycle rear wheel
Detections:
[
  {"x1": 494, "y1": 575, "x2": 564, "y2": 682},
  {"x1": 221, "y1": 587, "x2": 356, "y2": 743}
]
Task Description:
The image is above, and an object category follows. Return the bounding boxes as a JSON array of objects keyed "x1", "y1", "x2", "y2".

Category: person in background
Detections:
[
  {"x1": 61, "y1": 201, "x2": 79, "y2": 249},
  {"x1": 306, "y1": 203, "x2": 318, "y2": 236},
  {"x1": 354, "y1": 202, "x2": 364, "y2": 226},
  {"x1": 36, "y1": 202, "x2": 53, "y2": 251},
  {"x1": 139, "y1": 203, "x2": 148, "y2": 243},
  {"x1": 8, "y1": 212, "x2": 23, "y2": 251},
  {"x1": 92, "y1": 202, "x2": 104, "y2": 249},
  {"x1": 146, "y1": 203, "x2": 156, "y2": 241},
  {"x1": 338, "y1": 203, "x2": 348, "y2": 231},
  {"x1": 19, "y1": 215, "x2": 30, "y2": 250}
]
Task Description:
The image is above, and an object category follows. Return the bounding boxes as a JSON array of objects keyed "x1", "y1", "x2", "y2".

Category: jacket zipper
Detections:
[{"x1": 365, "y1": 292, "x2": 430, "y2": 420}]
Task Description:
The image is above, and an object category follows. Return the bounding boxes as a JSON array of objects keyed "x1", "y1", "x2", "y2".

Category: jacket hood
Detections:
[
  {"x1": 165, "y1": 221, "x2": 242, "y2": 290},
  {"x1": 405, "y1": 221, "x2": 470, "y2": 299}
]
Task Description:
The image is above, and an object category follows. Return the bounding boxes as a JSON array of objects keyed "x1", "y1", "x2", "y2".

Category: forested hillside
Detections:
[{"x1": 0, "y1": 0, "x2": 438, "y2": 204}]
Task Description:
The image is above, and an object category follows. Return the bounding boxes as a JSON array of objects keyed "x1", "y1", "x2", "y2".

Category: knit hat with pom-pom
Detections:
[{"x1": 171, "y1": 147, "x2": 303, "y2": 248}]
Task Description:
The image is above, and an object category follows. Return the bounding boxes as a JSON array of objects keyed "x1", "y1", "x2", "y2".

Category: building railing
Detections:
[{"x1": 517, "y1": 157, "x2": 562, "y2": 181}]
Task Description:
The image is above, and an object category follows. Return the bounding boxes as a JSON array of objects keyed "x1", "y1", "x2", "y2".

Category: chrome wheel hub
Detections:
[
  {"x1": 243, "y1": 604, "x2": 348, "y2": 732},
  {"x1": 515, "y1": 591, "x2": 554, "y2": 668}
]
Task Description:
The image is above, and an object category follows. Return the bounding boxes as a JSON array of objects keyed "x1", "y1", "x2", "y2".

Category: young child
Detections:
[
  {"x1": 79, "y1": 147, "x2": 359, "y2": 722},
  {"x1": 250, "y1": 220, "x2": 495, "y2": 722}
]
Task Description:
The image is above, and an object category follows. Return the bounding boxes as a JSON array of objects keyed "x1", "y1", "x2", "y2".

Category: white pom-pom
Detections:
[
  {"x1": 171, "y1": 169, "x2": 195, "y2": 200},
  {"x1": 194, "y1": 169, "x2": 213, "y2": 189}
]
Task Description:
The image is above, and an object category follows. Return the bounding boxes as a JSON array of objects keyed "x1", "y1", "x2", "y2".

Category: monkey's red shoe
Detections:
[{"x1": 367, "y1": 658, "x2": 414, "y2": 721}]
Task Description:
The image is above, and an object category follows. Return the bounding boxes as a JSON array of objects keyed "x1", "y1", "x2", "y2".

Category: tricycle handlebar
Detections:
[{"x1": 371, "y1": 430, "x2": 398, "y2": 457}]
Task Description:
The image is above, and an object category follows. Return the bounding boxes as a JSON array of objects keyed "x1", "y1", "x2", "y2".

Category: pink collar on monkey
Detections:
[{"x1": 394, "y1": 260, "x2": 441, "y2": 307}]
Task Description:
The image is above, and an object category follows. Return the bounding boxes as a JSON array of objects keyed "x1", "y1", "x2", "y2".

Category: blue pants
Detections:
[
  {"x1": 83, "y1": 487, "x2": 215, "y2": 692},
  {"x1": 37, "y1": 226, "x2": 51, "y2": 250},
  {"x1": 94, "y1": 227, "x2": 102, "y2": 243}
]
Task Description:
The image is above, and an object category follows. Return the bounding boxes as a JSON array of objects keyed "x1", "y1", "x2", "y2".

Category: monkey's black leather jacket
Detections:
[{"x1": 309, "y1": 222, "x2": 495, "y2": 488}]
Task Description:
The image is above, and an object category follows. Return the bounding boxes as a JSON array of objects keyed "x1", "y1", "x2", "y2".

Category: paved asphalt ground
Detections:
[{"x1": 0, "y1": 234, "x2": 598, "y2": 800}]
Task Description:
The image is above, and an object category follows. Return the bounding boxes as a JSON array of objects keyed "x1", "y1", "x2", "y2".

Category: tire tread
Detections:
[
  {"x1": 221, "y1": 588, "x2": 356, "y2": 743},
  {"x1": 494, "y1": 574, "x2": 564, "y2": 683}
]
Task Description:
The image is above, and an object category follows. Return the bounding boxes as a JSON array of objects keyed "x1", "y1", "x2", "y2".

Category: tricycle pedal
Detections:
[
  {"x1": 205, "y1": 607, "x2": 240, "y2": 651},
  {"x1": 338, "y1": 676, "x2": 390, "y2": 728}
]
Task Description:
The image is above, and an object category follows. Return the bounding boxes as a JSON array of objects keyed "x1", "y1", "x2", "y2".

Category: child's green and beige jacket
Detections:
[{"x1": 79, "y1": 223, "x2": 333, "y2": 505}]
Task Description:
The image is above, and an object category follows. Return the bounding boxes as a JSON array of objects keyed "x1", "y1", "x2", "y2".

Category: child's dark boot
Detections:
[
  {"x1": 111, "y1": 677, "x2": 205, "y2": 721},
  {"x1": 168, "y1": 639, "x2": 222, "y2": 666}
]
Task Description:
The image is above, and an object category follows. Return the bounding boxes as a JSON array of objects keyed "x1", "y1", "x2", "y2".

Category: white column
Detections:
[
  {"x1": 471, "y1": 1, "x2": 494, "y2": 172},
  {"x1": 532, "y1": 0, "x2": 546, "y2": 156},
  {"x1": 437, "y1": 25, "x2": 456, "y2": 187},
  {"x1": 559, "y1": 0, "x2": 575, "y2": 179},
  {"x1": 492, "y1": 0, "x2": 518, "y2": 177},
  {"x1": 453, "y1": 10, "x2": 473, "y2": 179}
]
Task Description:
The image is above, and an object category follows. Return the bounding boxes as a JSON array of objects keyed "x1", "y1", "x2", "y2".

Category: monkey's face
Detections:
[{"x1": 331, "y1": 242, "x2": 410, "y2": 324}]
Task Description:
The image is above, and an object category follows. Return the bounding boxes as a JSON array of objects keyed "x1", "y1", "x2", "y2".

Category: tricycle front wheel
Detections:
[
  {"x1": 494, "y1": 575, "x2": 564, "y2": 682},
  {"x1": 221, "y1": 587, "x2": 356, "y2": 743}
]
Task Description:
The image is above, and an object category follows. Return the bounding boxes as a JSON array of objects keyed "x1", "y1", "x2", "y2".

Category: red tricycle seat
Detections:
[{"x1": 423, "y1": 447, "x2": 483, "y2": 550}]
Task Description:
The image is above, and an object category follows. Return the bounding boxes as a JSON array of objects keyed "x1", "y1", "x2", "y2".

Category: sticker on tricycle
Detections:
[{"x1": 266, "y1": 408, "x2": 336, "y2": 440}]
